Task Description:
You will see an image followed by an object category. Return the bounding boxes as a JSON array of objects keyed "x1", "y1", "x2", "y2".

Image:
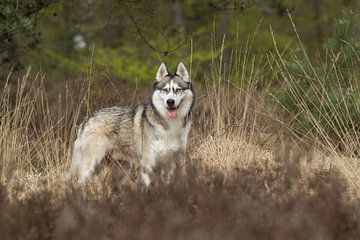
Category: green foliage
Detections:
[
  {"x1": 2, "y1": 0, "x2": 352, "y2": 83},
  {"x1": 0, "y1": 0, "x2": 56, "y2": 70},
  {"x1": 324, "y1": 10, "x2": 360, "y2": 53},
  {"x1": 274, "y1": 11, "x2": 360, "y2": 153},
  {"x1": 324, "y1": 10, "x2": 360, "y2": 75}
]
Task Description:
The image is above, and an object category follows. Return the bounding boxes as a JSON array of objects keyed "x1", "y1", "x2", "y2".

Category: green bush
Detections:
[
  {"x1": 274, "y1": 11, "x2": 360, "y2": 153},
  {"x1": 0, "y1": 0, "x2": 56, "y2": 71}
]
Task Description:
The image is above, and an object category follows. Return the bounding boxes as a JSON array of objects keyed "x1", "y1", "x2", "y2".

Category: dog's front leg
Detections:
[
  {"x1": 140, "y1": 169, "x2": 153, "y2": 187},
  {"x1": 140, "y1": 157, "x2": 155, "y2": 188}
]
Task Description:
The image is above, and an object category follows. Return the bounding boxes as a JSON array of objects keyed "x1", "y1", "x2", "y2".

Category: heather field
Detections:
[
  {"x1": 1, "y1": 55, "x2": 360, "y2": 239},
  {"x1": 2, "y1": 1, "x2": 360, "y2": 239}
]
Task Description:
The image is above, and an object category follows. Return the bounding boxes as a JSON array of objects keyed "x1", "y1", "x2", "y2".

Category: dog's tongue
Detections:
[{"x1": 168, "y1": 109, "x2": 177, "y2": 118}]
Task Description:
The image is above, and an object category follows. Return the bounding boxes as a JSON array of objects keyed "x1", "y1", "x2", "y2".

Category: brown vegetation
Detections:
[{"x1": 1, "y1": 69, "x2": 360, "y2": 239}]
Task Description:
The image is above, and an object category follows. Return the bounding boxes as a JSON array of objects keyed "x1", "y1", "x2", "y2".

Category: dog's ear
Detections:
[
  {"x1": 176, "y1": 62, "x2": 190, "y2": 82},
  {"x1": 156, "y1": 63, "x2": 169, "y2": 82}
]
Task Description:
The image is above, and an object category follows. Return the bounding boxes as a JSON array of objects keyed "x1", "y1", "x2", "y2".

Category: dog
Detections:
[{"x1": 68, "y1": 62, "x2": 195, "y2": 186}]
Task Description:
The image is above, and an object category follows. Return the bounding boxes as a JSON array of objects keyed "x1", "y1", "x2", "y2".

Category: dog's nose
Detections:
[{"x1": 167, "y1": 99, "x2": 175, "y2": 107}]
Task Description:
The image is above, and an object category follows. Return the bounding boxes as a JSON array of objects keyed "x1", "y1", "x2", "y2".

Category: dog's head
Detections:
[{"x1": 152, "y1": 62, "x2": 194, "y2": 119}]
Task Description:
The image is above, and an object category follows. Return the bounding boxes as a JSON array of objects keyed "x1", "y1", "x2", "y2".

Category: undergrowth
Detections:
[
  {"x1": 1, "y1": 14, "x2": 360, "y2": 239},
  {"x1": 1, "y1": 158, "x2": 359, "y2": 240}
]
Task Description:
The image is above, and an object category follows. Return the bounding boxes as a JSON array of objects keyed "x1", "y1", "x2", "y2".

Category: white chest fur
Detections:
[{"x1": 145, "y1": 120, "x2": 192, "y2": 162}]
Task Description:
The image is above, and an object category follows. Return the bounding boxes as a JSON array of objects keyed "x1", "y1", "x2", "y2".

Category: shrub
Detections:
[{"x1": 273, "y1": 11, "x2": 360, "y2": 154}]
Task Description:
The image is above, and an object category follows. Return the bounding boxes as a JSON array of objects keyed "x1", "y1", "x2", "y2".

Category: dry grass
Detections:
[
  {"x1": 1, "y1": 59, "x2": 360, "y2": 238},
  {"x1": 0, "y1": 69, "x2": 80, "y2": 177},
  {"x1": 191, "y1": 134, "x2": 275, "y2": 176}
]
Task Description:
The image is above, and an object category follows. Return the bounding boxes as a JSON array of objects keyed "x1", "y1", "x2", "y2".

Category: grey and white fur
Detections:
[{"x1": 68, "y1": 62, "x2": 195, "y2": 186}]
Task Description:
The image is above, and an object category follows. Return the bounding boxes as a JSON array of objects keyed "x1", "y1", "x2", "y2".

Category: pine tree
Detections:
[{"x1": 0, "y1": 0, "x2": 57, "y2": 70}]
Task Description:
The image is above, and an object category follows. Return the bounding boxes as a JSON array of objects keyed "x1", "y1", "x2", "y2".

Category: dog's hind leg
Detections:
[
  {"x1": 70, "y1": 133, "x2": 111, "y2": 183},
  {"x1": 67, "y1": 136, "x2": 84, "y2": 179}
]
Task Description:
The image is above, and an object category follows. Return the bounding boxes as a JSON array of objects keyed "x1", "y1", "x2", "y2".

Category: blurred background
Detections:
[
  {"x1": 1, "y1": 0, "x2": 359, "y2": 84},
  {"x1": 3, "y1": 3, "x2": 360, "y2": 237}
]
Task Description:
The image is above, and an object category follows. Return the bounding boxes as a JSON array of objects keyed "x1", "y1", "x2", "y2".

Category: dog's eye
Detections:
[
  {"x1": 175, "y1": 89, "x2": 183, "y2": 94},
  {"x1": 162, "y1": 89, "x2": 169, "y2": 93}
]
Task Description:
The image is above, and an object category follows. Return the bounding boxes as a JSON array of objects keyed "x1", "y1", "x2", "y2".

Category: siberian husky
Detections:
[{"x1": 68, "y1": 62, "x2": 195, "y2": 186}]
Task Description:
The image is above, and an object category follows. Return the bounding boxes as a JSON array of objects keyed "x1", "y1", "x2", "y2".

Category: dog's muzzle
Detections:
[
  {"x1": 166, "y1": 99, "x2": 175, "y2": 107},
  {"x1": 166, "y1": 99, "x2": 177, "y2": 118}
]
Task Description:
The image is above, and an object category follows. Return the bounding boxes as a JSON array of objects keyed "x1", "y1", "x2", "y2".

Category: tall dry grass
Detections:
[
  {"x1": 0, "y1": 67, "x2": 359, "y2": 239},
  {"x1": 0, "y1": 69, "x2": 86, "y2": 181},
  {"x1": 0, "y1": 34, "x2": 357, "y2": 191},
  {"x1": 269, "y1": 14, "x2": 360, "y2": 193},
  {"x1": 1, "y1": 27, "x2": 360, "y2": 238}
]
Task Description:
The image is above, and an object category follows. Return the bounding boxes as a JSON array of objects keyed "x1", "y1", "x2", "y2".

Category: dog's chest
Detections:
[
  {"x1": 149, "y1": 121, "x2": 191, "y2": 155},
  {"x1": 154, "y1": 127, "x2": 183, "y2": 152}
]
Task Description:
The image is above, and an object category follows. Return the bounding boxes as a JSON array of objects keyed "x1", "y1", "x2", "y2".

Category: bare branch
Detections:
[{"x1": 121, "y1": 2, "x2": 192, "y2": 56}]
